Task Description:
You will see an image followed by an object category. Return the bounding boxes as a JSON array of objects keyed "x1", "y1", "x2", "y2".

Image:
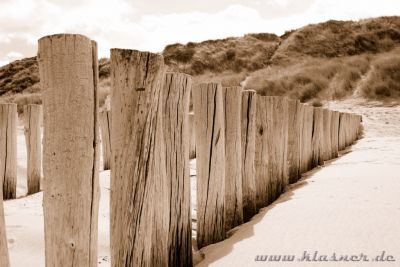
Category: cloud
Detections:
[{"x1": 0, "y1": 0, "x2": 399, "y2": 66}]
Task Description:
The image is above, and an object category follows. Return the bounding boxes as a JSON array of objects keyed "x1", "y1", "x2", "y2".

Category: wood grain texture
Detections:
[
  {"x1": 254, "y1": 95, "x2": 270, "y2": 210},
  {"x1": 222, "y1": 86, "x2": 243, "y2": 232},
  {"x1": 241, "y1": 90, "x2": 257, "y2": 222},
  {"x1": 330, "y1": 111, "x2": 340, "y2": 158},
  {"x1": 0, "y1": 104, "x2": 17, "y2": 200},
  {"x1": 110, "y1": 49, "x2": 166, "y2": 267},
  {"x1": 38, "y1": 34, "x2": 100, "y2": 267},
  {"x1": 193, "y1": 82, "x2": 226, "y2": 249},
  {"x1": 163, "y1": 73, "x2": 193, "y2": 267},
  {"x1": 312, "y1": 107, "x2": 324, "y2": 167},
  {"x1": 322, "y1": 109, "x2": 332, "y2": 161},
  {"x1": 287, "y1": 99, "x2": 302, "y2": 184},
  {"x1": 0, "y1": 173, "x2": 9, "y2": 266},
  {"x1": 99, "y1": 110, "x2": 111, "y2": 170},
  {"x1": 23, "y1": 104, "x2": 42, "y2": 195}
]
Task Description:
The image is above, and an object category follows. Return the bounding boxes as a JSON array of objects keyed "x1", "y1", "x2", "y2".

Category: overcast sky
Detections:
[{"x1": 0, "y1": 0, "x2": 399, "y2": 66}]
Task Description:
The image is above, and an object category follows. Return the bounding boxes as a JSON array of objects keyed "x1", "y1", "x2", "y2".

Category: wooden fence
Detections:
[{"x1": 0, "y1": 33, "x2": 363, "y2": 267}]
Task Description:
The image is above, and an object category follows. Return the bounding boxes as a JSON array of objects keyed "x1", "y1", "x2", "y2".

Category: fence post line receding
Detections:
[
  {"x1": 222, "y1": 86, "x2": 243, "y2": 232},
  {"x1": 0, "y1": 104, "x2": 17, "y2": 200},
  {"x1": 162, "y1": 72, "x2": 193, "y2": 267},
  {"x1": 99, "y1": 110, "x2": 111, "y2": 170},
  {"x1": 23, "y1": 104, "x2": 43, "y2": 195},
  {"x1": 38, "y1": 34, "x2": 100, "y2": 266},
  {"x1": 193, "y1": 82, "x2": 226, "y2": 249},
  {"x1": 241, "y1": 90, "x2": 257, "y2": 222}
]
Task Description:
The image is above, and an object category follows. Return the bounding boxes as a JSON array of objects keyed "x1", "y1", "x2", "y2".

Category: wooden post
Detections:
[
  {"x1": 241, "y1": 90, "x2": 257, "y2": 222},
  {"x1": 222, "y1": 86, "x2": 243, "y2": 232},
  {"x1": 312, "y1": 107, "x2": 324, "y2": 166},
  {"x1": 193, "y1": 82, "x2": 225, "y2": 249},
  {"x1": 0, "y1": 103, "x2": 17, "y2": 200},
  {"x1": 23, "y1": 104, "x2": 43, "y2": 195},
  {"x1": 338, "y1": 112, "x2": 346, "y2": 151},
  {"x1": 330, "y1": 111, "x2": 340, "y2": 158},
  {"x1": 38, "y1": 34, "x2": 100, "y2": 266},
  {"x1": 0, "y1": 184, "x2": 9, "y2": 266},
  {"x1": 110, "y1": 49, "x2": 166, "y2": 266},
  {"x1": 255, "y1": 95, "x2": 270, "y2": 209},
  {"x1": 189, "y1": 112, "x2": 196, "y2": 159},
  {"x1": 322, "y1": 109, "x2": 332, "y2": 161},
  {"x1": 163, "y1": 73, "x2": 192, "y2": 267},
  {"x1": 267, "y1": 97, "x2": 289, "y2": 204},
  {"x1": 99, "y1": 110, "x2": 111, "y2": 170},
  {"x1": 300, "y1": 105, "x2": 314, "y2": 173},
  {"x1": 287, "y1": 99, "x2": 302, "y2": 184}
]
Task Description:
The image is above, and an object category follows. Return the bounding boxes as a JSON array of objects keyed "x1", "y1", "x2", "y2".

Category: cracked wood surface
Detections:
[
  {"x1": 0, "y1": 104, "x2": 17, "y2": 200},
  {"x1": 322, "y1": 109, "x2": 332, "y2": 161},
  {"x1": 23, "y1": 104, "x2": 42, "y2": 195},
  {"x1": 300, "y1": 105, "x2": 314, "y2": 174},
  {"x1": 287, "y1": 99, "x2": 303, "y2": 184},
  {"x1": 312, "y1": 107, "x2": 324, "y2": 167},
  {"x1": 38, "y1": 34, "x2": 100, "y2": 267},
  {"x1": 110, "y1": 49, "x2": 165, "y2": 267},
  {"x1": 193, "y1": 82, "x2": 226, "y2": 249}
]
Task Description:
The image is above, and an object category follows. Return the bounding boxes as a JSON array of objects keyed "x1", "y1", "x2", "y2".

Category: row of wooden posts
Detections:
[{"x1": 0, "y1": 34, "x2": 363, "y2": 267}]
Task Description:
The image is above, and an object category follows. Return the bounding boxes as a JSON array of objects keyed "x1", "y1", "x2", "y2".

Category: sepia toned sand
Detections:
[{"x1": 3, "y1": 99, "x2": 400, "y2": 266}]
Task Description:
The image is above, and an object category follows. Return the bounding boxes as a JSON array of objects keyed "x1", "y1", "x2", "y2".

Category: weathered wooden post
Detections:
[
  {"x1": 163, "y1": 73, "x2": 193, "y2": 267},
  {"x1": 193, "y1": 82, "x2": 225, "y2": 249},
  {"x1": 322, "y1": 109, "x2": 332, "y2": 161},
  {"x1": 99, "y1": 110, "x2": 111, "y2": 170},
  {"x1": 312, "y1": 107, "x2": 324, "y2": 166},
  {"x1": 0, "y1": 103, "x2": 17, "y2": 200},
  {"x1": 38, "y1": 34, "x2": 100, "y2": 266},
  {"x1": 300, "y1": 105, "x2": 314, "y2": 173},
  {"x1": 241, "y1": 90, "x2": 257, "y2": 222},
  {"x1": 268, "y1": 97, "x2": 289, "y2": 203},
  {"x1": 330, "y1": 111, "x2": 340, "y2": 158},
  {"x1": 338, "y1": 112, "x2": 346, "y2": 150},
  {"x1": 222, "y1": 86, "x2": 243, "y2": 232},
  {"x1": 255, "y1": 95, "x2": 270, "y2": 209},
  {"x1": 110, "y1": 49, "x2": 166, "y2": 266},
  {"x1": 287, "y1": 99, "x2": 302, "y2": 184},
  {"x1": 0, "y1": 184, "x2": 9, "y2": 266},
  {"x1": 23, "y1": 104, "x2": 43, "y2": 194},
  {"x1": 189, "y1": 112, "x2": 196, "y2": 159}
]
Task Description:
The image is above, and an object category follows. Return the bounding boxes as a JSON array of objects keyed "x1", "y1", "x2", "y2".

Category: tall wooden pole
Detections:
[
  {"x1": 222, "y1": 86, "x2": 243, "y2": 232},
  {"x1": 241, "y1": 90, "x2": 257, "y2": 222},
  {"x1": 322, "y1": 109, "x2": 332, "y2": 161},
  {"x1": 312, "y1": 107, "x2": 324, "y2": 167},
  {"x1": 193, "y1": 82, "x2": 226, "y2": 249},
  {"x1": 330, "y1": 111, "x2": 340, "y2": 158},
  {"x1": 163, "y1": 72, "x2": 193, "y2": 267},
  {"x1": 110, "y1": 49, "x2": 166, "y2": 266},
  {"x1": 23, "y1": 104, "x2": 43, "y2": 195},
  {"x1": 0, "y1": 103, "x2": 17, "y2": 200},
  {"x1": 38, "y1": 34, "x2": 100, "y2": 267}
]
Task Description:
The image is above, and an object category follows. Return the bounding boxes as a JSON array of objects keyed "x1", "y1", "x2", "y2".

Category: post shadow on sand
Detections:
[{"x1": 193, "y1": 138, "x2": 362, "y2": 266}]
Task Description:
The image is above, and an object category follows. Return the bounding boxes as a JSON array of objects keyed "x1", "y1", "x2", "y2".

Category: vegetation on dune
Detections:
[{"x1": 0, "y1": 16, "x2": 399, "y2": 110}]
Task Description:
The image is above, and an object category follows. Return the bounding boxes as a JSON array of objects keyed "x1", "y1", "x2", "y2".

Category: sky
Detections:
[{"x1": 0, "y1": 0, "x2": 399, "y2": 66}]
